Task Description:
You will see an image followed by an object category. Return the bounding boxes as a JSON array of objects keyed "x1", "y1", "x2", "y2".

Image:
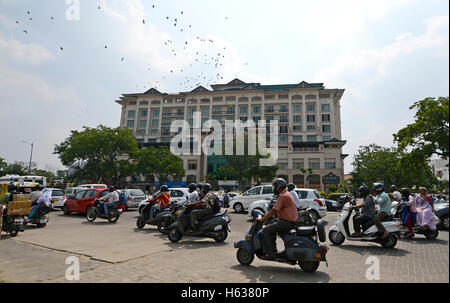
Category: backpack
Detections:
[
  {"x1": 212, "y1": 194, "x2": 222, "y2": 213},
  {"x1": 119, "y1": 192, "x2": 127, "y2": 205}
]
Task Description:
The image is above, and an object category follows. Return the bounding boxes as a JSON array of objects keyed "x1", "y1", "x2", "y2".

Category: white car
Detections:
[
  {"x1": 64, "y1": 187, "x2": 87, "y2": 198},
  {"x1": 121, "y1": 189, "x2": 146, "y2": 210},
  {"x1": 49, "y1": 188, "x2": 67, "y2": 210},
  {"x1": 138, "y1": 188, "x2": 190, "y2": 214},
  {"x1": 247, "y1": 188, "x2": 327, "y2": 223},
  {"x1": 230, "y1": 185, "x2": 274, "y2": 213},
  {"x1": 77, "y1": 184, "x2": 108, "y2": 189}
]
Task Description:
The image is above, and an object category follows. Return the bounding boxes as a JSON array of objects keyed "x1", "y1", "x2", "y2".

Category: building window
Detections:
[
  {"x1": 265, "y1": 106, "x2": 274, "y2": 113},
  {"x1": 309, "y1": 161, "x2": 320, "y2": 169},
  {"x1": 279, "y1": 105, "x2": 288, "y2": 112},
  {"x1": 213, "y1": 97, "x2": 223, "y2": 102},
  {"x1": 307, "y1": 115, "x2": 315, "y2": 122},
  {"x1": 152, "y1": 110, "x2": 160, "y2": 117},
  {"x1": 152, "y1": 119, "x2": 159, "y2": 127},
  {"x1": 253, "y1": 106, "x2": 260, "y2": 114},
  {"x1": 325, "y1": 162, "x2": 336, "y2": 169},
  {"x1": 279, "y1": 162, "x2": 288, "y2": 169},
  {"x1": 127, "y1": 120, "x2": 135, "y2": 128},
  {"x1": 163, "y1": 109, "x2": 172, "y2": 116},
  {"x1": 139, "y1": 120, "x2": 147, "y2": 128},
  {"x1": 177, "y1": 108, "x2": 184, "y2": 116},
  {"x1": 280, "y1": 126, "x2": 288, "y2": 133},
  {"x1": 225, "y1": 96, "x2": 236, "y2": 101},
  {"x1": 307, "y1": 104, "x2": 316, "y2": 112},
  {"x1": 266, "y1": 116, "x2": 274, "y2": 123},
  {"x1": 140, "y1": 109, "x2": 148, "y2": 117},
  {"x1": 322, "y1": 104, "x2": 330, "y2": 112},
  {"x1": 293, "y1": 104, "x2": 302, "y2": 112},
  {"x1": 307, "y1": 135, "x2": 317, "y2": 142},
  {"x1": 162, "y1": 119, "x2": 172, "y2": 127},
  {"x1": 137, "y1": 129, "x2": 146, "y2": 136},
  {"x1": 293, "y1": 135, "x2": 302, "y2": 142},
  {"x1": 293, "y1": 115, "x2": 301, "y2": 123},
  {"x1": 293, "y1": 162, "x2": 304, "y2": 169},
  {"x1": 253, "y1": 116, "x2": 261, "y2": 123},
  {"x1": 137, "y1": 139, "x2": 145, "y2": 144},
  {"x1": 227, "y1": 107, "x2": 235, "y2": 114},
  {"x1": 128, "y1": 111, "x2": 135, "y2": 118},
  {"x1": 307, "y1": 125, "x2": 316, "y2": 131},
  {"x1": 323, "y1": 136, "x2": 331, "y2": 141},
  {"x1": 149, "y1": 138, "x2": 157, "y2": 143},
  {"x1": 188, "y1": 161, "x2": 197, "y2": 170},
  {"x1": 279, "y1": 135, "x2": 288, "y2": 143},
  {"x1": 322, "y1": 125, "x2": 331, "y2": 133},
  {"x1": 213, "y1": 108, "x2": 222, "y2": 115},
  {"x1": 322, "y1": 114, "x2": 330, "y2": 122},
  {"x1": 240, "y1": 107, "x2": 248, "y2": 114},
  {"x1": 293, "y1": 125, "x2": 302, "y2": 132},
  {"x1": 162, "y1": 128, "x2": 171, "y2": 136},
  {"x1": 189, "y1": 108, "x2": 196, "y2": 116},
  {"x1": 201, "y1": 108, "x2": 209, "y2": 116},
  {"x1": 151, "y1": 129, "x2": 158, "y2": 135},
  {"x1": 279, "y1": 116, "x2": 289, "y2": 123}
]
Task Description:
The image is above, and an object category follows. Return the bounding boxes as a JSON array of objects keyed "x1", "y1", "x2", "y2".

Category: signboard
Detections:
[
  {"x1": 218, "y1": 180, "x2": 238, "y2": 186},
  {"x1": 323, "y1": 173, "x2": 340, "y2": 184}
]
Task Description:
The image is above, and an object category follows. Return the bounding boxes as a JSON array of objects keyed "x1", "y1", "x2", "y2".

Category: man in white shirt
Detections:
[
  {"x1": 183, "y1": 183, "x2": 199, "y2": 205},
  {"x1": 288, "y1": 184, "x2": 301, "y2": 209},
  {"x1": 390, "y1": 185, "x2": 402, "y2": 202},
  {"x1": 98, "y1": 186, "x2": 120, "y2": 216}
]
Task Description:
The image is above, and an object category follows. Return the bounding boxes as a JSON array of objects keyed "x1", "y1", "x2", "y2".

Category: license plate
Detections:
[
  {"x1": 214, "y1": 225, "x2": 222, "y2": 231},
  {"x1": 40, "y1": 219, "x2": 47, "y2": 224},
  {"x1": 15, "y1": 219, "x2": 23, "y2": 224}
]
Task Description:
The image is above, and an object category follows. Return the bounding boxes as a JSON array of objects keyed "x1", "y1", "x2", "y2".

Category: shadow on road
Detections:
[
  {"x1": 328, "y1": 244, "x2": 410, "y2": 256},
  {"x1": 230, "y1": 264, "x2": 330, "y2": 283},
  {"x1": 165, "y1": 239, "x2": 230, "y2": 250},
  {"x1": 398, "y1": 237, "x2": 448, "y2": 246}
]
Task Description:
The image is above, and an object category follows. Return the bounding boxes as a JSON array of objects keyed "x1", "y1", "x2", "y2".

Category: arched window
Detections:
[{"x1": 293, "y1": 174, "x2": 304, "y2": 186}]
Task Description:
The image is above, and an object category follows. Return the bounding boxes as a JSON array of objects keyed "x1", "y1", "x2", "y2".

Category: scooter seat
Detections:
[
  {"x1": 200, "y1": 210, "x2": 227, "y2": 222},
  {"x1": 294, "y1": 226, "x2": 316, "y2": 237}
]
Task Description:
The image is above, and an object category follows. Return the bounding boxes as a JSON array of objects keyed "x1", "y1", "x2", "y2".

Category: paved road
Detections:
[{"x1": 0, "y1": 208, "x2": 448, "y2": 283}]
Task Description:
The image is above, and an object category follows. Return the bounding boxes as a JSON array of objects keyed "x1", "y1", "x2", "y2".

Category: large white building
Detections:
[
  {"x1": 429, "y1": 158, "x2": 449, "y2": 181},
  {"x1": 116, "y1": 79, "x2": 347, "y2": 191}
]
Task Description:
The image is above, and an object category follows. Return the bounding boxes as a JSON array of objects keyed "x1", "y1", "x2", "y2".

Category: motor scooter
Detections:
[
  {"x1": 137, "y1": 202, "x2": 184, "y2": 234},
  {"x1": 167, "y1": 205, "x2": 231, "y2": 243},
  {"x1": 234, "y1": 209, "x2": 328, "y2": 273},
  {"x1": 1, "y1": 208, "x2": 24, "y2": 237},
  {"x1": 23, "y1": 202, "x2": 51, "y2": 228},
  {"x1": 392, "y1": 202, "x2": 440, "y2": 239},
  {"x1": 328, "y1": 201, "x2": 400, "y2": 248},
  {"x1": 86, "y1": 199, "x2": 123, "y2": 223}
]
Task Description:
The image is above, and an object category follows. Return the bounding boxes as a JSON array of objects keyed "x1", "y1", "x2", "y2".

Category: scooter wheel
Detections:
[
  {"x1": 108, "y1": 213, "x2": 120, "y2": 223},
  {"x1": 213, "y1": 229, "x2": 228, "y2": 243},
  {"x1": 36, "y1": 223, "x2": 46, "y2": 228},
  {"x1": 381, "y1": 234, "x2": 397, "y2": 249},
  {"x1": 168, "y1": 228, "x2": 182, "y2": 243},
  {"x1": 424, "y1": 229, "x2": 439, "y2": 240},
  {"x1": 86, "y1": 207, "x2": 97, "y2": 222},
  {"x1": 298, "y1": 261, "x2": 320, "y2": 273},
  {"x1": 329, "y1": 230, "x2": 345, "y2": 245},
  {"x1": 136, "y1": 217, "x2": 146, "y2": 229},
  {"x1": 237, "y1": 248, "x2": 254, "y2": 266},
  {"x1": 157, "y1": 219, "x2": 170, "y2": 234}
]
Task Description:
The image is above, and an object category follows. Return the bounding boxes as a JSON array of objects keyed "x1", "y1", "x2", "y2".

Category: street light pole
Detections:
[{"x1": 22, "y1": 141, "x2": 33, "y2": 174}]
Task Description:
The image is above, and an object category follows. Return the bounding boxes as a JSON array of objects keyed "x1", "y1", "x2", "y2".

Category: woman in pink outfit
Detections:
[{"x1": 414, "y1": 187, "x2": 436, "y2": 230}]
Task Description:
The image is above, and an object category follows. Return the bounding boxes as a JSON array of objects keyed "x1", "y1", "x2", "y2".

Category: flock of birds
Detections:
[{"x1": 13, "y1": 3, "x2": 249, "y2": 92}]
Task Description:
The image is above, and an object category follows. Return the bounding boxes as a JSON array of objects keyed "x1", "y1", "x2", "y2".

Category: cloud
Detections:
[{"x1": 0, "y1": 32, "x2": 54, "y2": 64}]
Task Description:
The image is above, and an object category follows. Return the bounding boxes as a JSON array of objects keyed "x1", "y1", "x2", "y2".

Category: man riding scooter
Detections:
[
  {"x1": 373, "y1": 183, "x2": 392, "y2": 239},
  {"x1": 97, "y1": 186, "x2": 120, "y2": 217},
  {"x1": 351, "y1": 184, "x2": 376, "y2": 237},
  {"x1": 255, "y1": 178, "x2": 298, "y2": 260},
  {"x1": 187, "y1": 183, "x2": 215, "y2": 232},
  {"x1": 145, "y1": 185, "x2": 171, "y2": 222}
]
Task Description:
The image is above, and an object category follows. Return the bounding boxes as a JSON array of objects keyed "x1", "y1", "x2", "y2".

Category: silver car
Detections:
[{"x1": 122, "y1": 189, "x2": 147, "y2": 210}]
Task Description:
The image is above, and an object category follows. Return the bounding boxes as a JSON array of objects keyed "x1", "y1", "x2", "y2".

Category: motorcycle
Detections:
[
  {"x1": 392, "y1": 202, "x2": 440, "y2": 240},
  {"x1": 234, "y1": 209, "x2": 328, "y2": 273},
  {"x1": 1, "y1": 208, "x2": 24, "y2": 237},
  {"x1": 23, "y1": 202, "x2": 51, "y2": 228},
  {"x1": 167, "y1": 205, "x2": 231, "y2": 243},
  {"x1": 328, "y1": 200, "x2": 400, "y2": 248},
  {"x1": 136, "y1": 202, "x2": 184, "y2": 234},
  {"x1": 86, "y1": 199, "x2": 123, "y2": 223}
]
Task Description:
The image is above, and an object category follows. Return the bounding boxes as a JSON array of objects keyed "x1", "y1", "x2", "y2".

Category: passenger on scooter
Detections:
[
  {"x1": 0, "y1": 184, "x2": 19, "y2": 238},
  {"x1": 197, "y1": 184, "x2": 205, "y2": 200},
  {"x1": 390, "y1": 185, "x2": 402, "y2": 202},
  {"x1": 97, "y1": 186, "x2": 120, "y2": 216},
  {"x1": 287, "y1": 183, "x2": 301, "y2": 209},
  {"x1": 372, "y1": 183, "x2": 392, "y2": 239},
  {"x1": 30, "y1": 184, "x2": 44, "y2": 205},
  {"x1": 255, "y1": 178, "x2": 298, "y2": 260},
  {"x1": 27, "y1": 188, "x2": 52, "y2": 220},
  {"x1": 350, "y1": 184, "x2": 376, "y2": 237},
  {"x1": 414, "y1": 187, "x2": 437, "y2": 232},
  {"x1": 146, "y1": 185, "x2": 171, "y2": 221},
  {"x1": 187, "y1": 183, "x2": 215, "y2": 232},
  {"x1": 186, "y1": 183, "x2": 199, "y2": 203},
  {"x1": 398, "y1": 188, "x2": 416, "y2": 239}
]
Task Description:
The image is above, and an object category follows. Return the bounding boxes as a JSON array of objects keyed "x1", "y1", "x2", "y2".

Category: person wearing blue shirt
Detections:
[{"x1": 373, "y1": 183, "x2": 392, "y2": 238}]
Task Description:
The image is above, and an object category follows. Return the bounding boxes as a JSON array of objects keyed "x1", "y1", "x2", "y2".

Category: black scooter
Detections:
[
  {"x1": 2, "y1": 209, "x2": 24, "y2": 237},
  {"x1": 137, "y1": 202, "x2": 182, "y2": 234},
  {"x1": 167, "y1": 205, "x2": 231, "y2": 243},
  {"x1": 234, "y1": 209, "x2": 328, "y2": 273}
]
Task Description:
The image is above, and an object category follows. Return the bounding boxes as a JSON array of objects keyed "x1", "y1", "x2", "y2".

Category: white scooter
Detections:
[{"x1": 328, "y1": 201, "x2": 400, "y2": 248}]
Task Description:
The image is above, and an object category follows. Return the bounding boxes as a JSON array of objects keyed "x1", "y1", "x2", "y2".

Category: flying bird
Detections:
[
  {"x1": 60, "y1": 46, "x2": 64, "y2": 51},
  {"x1": 23, "y1": 30, "x2": 27, "y2": 34}
]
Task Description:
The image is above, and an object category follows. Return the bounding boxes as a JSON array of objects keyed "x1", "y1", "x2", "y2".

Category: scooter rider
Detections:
[
  {"x1": 197, "y1": 184, "x2": 205, "y2": 200},
  {"x1": 97, "y1": 186, "x2": 120, "y2": 216},
  {"x1": 373, "y1": 183, "x2": 392, "y2": 239},
  {"x1": 146, "y1": 185, "x2": 171, "y2": 221},
  {"x1": 351, "y1": 184, "x2": 375, "y2": 237},
  {"x1": 186, "y1": 183, "x2": 199, "y2": 204},
  {"x1": 256, "y1": 178, "x2": 298, "y2": 260},
  {"x1": 187, "y1": 183, "x2": 215, "y2": 232},
  {"x1": 398, "y1": 188, "x2": 416, "y2": 239},
  {"x1": 390, "y1": 185, "x2": 401, "y2": 202},
  {"x1": 0, "y1": 184, "x2": 19, "y2": 237},
  {"x1": 30, "y1": 184, "x2": 44, "y2": 205},
  {"x1": 287, "y1": 183, "x2": 301, "y2": 209}
]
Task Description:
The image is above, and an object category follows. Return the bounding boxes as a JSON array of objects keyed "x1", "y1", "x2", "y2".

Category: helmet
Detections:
[
  {"x1": 287, "y1": 183, "x2": 295, "y2": 192},
  {"x1": 272, "y1": 178, "x2": 287, "y2": 194},
  {"x1": 358, "y1": 184, "x2": 370, "y2": 197},
  {"x1": 8, "y1": 184, "x2": 18, "y2": 193},
  {"x1": 400, "y1": 188, "x2": 411, "y2": 197},
  {"x1": 35, "y1": 184, "x2": 44, "y2": 191},
  {"x1": 197, "y1": 184, "x2": 203, "y2": 191},
  {"x1": 373, "y1": 183, "x2": 385, "y2": 193},
  {"x1": 202, "y1": 183, "x2": 211, "y2": 193},
  {"x1": 390, "y1": 185, "x2": 397, "y2": 192},
  {"x1": 188, "y1": 183, "x2": 197, "y2": 192},
  {"x1": 109, "y1": 187, "x2": 114, "y2": 192},
  {"x1": 160, "y1": 185, "x2": 169, "y2": 192}
]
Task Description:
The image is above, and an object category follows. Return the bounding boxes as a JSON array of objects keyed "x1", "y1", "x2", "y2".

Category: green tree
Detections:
[
  {"x1": 54, "y1": 125, "x2": 139, "y2": 185},
  {"x1": 136, "y1": 146, "x2": 185, "y2": 187},
  {"x1": 394, "y1": 97, "x2": 449, "y2": 159}
]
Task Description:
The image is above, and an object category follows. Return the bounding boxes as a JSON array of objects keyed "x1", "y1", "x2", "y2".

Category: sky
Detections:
[{"x1": 0, "y1": 0, "x2": 448, "y2": 174}]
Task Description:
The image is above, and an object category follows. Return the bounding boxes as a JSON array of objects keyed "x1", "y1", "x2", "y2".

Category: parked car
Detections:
[
  {"x1": 77, "y1": 184, "x2": 108, "y2": 189},
  {"x1": 49, "y1": 188, "x2": 67, "y2": 210},
  {"x1": 138, "y1": 188, "x2": 190, "y2": 214},
  {"x1": 247, "y1": 188, "x2": 327, "y2": 223},
  {"x1": 121, "y1": 189, "x2": 146, "y2": 210},
  {"x1": 326, "y1": 193, "x2": 348, "y2": 209},
  {"x1": 64, "y1": 187, "x2": 87, "y2": 197},
  {"x1": 434, "y1": 202, "x2": 449, "y2": 230},
  {"x1": 324, "y1": 199, "x2": 341, "y2": 211},
  {"x1": 230, "y1": 185, "x2": 273, "y2": 213},
  {"x1": 63, "y1": 188, "x2": 109, "y2": 215}
]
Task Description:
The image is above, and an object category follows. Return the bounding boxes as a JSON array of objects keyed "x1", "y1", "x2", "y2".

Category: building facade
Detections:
[
  {"x1": 429, "y1": 158, "x2": 449, "y2": 181},
  {"x1": 116, "y1": 79, "x2": 347, "y2": 192}
]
